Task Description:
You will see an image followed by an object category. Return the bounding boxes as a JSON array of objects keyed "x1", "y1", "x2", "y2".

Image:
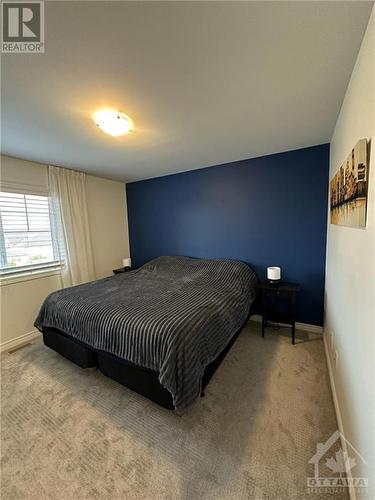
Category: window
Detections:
[{"x1": 0, "y1": 192, "x2": 60, "y2": 275}]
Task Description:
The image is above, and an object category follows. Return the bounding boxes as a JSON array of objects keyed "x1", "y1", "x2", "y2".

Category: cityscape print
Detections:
[{"x1": 330, "y1": 139, "x2": 369, "y2": 227}]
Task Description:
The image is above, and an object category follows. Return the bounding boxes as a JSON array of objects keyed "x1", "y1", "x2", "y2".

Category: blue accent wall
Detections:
[{"x1": 126, "y1": 144, "x2": 330, "y2": 326}]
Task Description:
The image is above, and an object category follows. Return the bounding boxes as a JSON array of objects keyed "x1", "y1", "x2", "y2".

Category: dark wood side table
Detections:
[
  {"x1": 113, "y1": 266, "x2": 132, "y2": 275},
  {"x1": 259, "y1": 281, "x2": 300, "y2": 344}
]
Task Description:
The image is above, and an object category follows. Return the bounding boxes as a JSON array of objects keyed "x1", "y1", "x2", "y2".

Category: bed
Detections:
[{"x1": 35, "y1": 256, "x2": 258, "y2": 412}]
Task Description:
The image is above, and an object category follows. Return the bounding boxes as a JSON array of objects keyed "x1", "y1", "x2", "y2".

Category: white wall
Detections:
[
  {"x1": 1, "y1": 272, "x2": 63, "y2": 346},
  {"x1": 0, "y1": 155, "x2": 130, "y2": 347},
  {"x1": 86, "y1": 174, "x2": 130, "y2": 279},
  {"x1": 0, "y1": 155, "x2": 48, "y2": 193},
  {"x1": 325, "y1": 7, "x2": 374, "y2": 499}
]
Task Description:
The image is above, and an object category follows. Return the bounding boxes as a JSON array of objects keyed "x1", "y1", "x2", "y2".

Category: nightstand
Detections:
[
  {"x1": 259, "y1": 281, "x2": 300, "y2": 344},
  {"x1": 113, "y1": 266, "x2": 132, "y2": 275}
]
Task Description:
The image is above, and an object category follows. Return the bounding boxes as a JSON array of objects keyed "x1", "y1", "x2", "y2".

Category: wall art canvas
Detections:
[{"x1": 330, "y1": 139, "x2": 369, "y2": 227}]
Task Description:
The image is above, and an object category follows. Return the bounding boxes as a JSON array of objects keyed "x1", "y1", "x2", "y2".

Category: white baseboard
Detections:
[
  {"x1": 323, "y1": 333, "x2": 357, "y2": 500},
  {"x1": 250, "y1": 314, "x2": 323, "y2": 334},
  {"x1": 0, "y1": 329, "x2": 40, "y2": 353}
]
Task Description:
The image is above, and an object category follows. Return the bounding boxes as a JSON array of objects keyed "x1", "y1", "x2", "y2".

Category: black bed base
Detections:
[{"x1": 42, "y1": 321, "x2": 247, "y2": 411}]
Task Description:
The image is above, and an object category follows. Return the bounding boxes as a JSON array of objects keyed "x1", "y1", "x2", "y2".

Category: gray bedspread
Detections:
[{"x1": 35, "y1": 256, "x2": 258, "y2": 411}]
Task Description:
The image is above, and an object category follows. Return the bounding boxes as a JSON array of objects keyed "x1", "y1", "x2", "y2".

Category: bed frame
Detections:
[{"x1": 42, "y1": 317, "x2": 249, "y2": 411}]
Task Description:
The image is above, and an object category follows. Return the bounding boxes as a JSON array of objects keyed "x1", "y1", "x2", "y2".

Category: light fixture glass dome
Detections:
[{"x1": 94, "y1": 109, "x2": 133, "y2": 136}]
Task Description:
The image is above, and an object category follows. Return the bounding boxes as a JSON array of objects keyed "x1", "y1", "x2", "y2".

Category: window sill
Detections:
[{"x1": 0, "y1": 267, "x2": 62, "y2": 286}]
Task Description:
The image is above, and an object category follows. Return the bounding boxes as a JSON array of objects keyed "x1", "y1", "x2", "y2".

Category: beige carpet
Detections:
[{"x1": 1, "y1": 322, "x2": 348, "y2": 500}]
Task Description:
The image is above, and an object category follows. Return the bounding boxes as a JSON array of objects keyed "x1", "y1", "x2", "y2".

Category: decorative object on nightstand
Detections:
[
  {"x1": 122, "y1": 257, "x2": 132, "y2": 268},
  {"x1": 259, "y1": 281, "x2": 300, "y2": 344},
  {"x1": 113, "y1": 258, "x2": 132, "y2": 275},
  {"x1": 267, "y1": 266, "x2": 281, "y2": 285}
]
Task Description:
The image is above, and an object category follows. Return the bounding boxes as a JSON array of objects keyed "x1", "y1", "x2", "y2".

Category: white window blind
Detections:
[{"x1": 0, "y1": 191, "x2": 60, "y2": 274}]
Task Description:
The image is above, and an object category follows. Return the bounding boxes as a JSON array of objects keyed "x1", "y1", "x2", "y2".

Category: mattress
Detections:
[{"x1": 35, "y1": 255, "x2": 258, "y2": 411}]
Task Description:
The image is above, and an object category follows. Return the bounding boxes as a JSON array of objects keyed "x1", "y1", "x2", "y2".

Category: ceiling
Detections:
[{"x1": 1, "y1": 1, "x2": 373, "y2": 182}]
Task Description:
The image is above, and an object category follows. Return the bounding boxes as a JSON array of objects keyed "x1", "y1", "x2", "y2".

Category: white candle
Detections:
[
  {"x1": 267, "y1": 266, "x2": 281, "y2": 281},
  {"x1": 122, "y1": 257, "x2": 132, "y2": 268}
]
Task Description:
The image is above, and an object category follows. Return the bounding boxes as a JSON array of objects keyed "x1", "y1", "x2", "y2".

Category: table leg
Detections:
[
  {"x1": 261, "y1": 291, "x2": 266, "y2": 338},
  {"x1": 291, "y1": 291, "x2": 297, "y2": 345}
]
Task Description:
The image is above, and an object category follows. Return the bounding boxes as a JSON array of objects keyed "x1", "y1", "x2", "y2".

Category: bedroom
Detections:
[{"x1": 0, "y1": 1, "x2": 374, "y2": 499}]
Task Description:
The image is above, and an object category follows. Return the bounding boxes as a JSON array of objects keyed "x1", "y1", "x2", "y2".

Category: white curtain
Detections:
[{"x1": 48, "y1": 166, "x2": 95, "y2": 287}]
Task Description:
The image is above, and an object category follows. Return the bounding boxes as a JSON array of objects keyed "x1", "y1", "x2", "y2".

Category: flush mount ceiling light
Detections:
[{"x1": 94, "y1": 109, "x2": 133, "y2": 136}]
